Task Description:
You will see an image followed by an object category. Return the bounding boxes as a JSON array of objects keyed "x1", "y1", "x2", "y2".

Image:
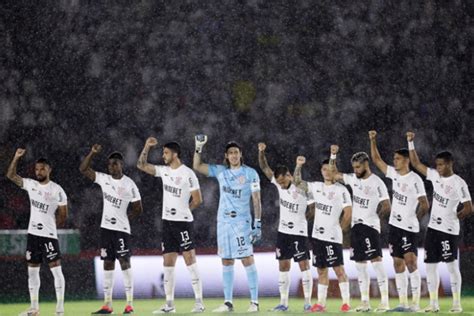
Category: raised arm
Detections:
[
  {"x1": 369, "y1": 130, "x2": 388, "y2": 174},
  {"x1": 128, "y1": 200, "x2": 143, "y2": 221},
  {"x1": 189, "y1": 189, "x2": 203, "y2": 211},
  {"x1": 329, "y1": 145, "x2": 345, "y2": 183},
  {"x1": 6, "y1": 148, "x2": 26, "y2": 187},
  {"x1": 193, "y1": 135, "x2": 209, "y2": 176},
  {"x1": 56, "y1": 205, "x2": 68, "y2": 228},
  {"x1": 137, "y1": 137, "x2": 158, "y2": 175},
  {"x1": 406, "y1": 132, "x2": 428, "y2": 176},
  {"x1": 258, "y1": 143, "x2": 273, "y2": 181},
  {"x1": 79, "y1": 144, "x2": 102, "y2": 181},
  {"x1": 293, "y1": 156, "x2": 308, "y2": 192}
]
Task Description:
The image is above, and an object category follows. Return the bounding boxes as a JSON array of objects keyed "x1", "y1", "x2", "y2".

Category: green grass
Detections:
[{"x1": 1, "y1": 297, "x2": 474, "y2": 315}]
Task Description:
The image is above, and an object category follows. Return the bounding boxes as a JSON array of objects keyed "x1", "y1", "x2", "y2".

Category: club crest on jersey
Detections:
[
  {"x1": 117, "y1": 186, "x2": 127, "y2": 198},
  {"x1": 292, "y1": 190, "x2": 299, "y2": 200},
  {"x1": 327, "y1": 191, "x2": 335, "y2": 200},
  {"x1": 238, "y1": 175, "x2": 246, "y2": 184},
  {"x1": 363, "y1": 186, "x2": 371, "y2": 195},
  {"x1": 400, "y1": 183, "x2": 408, "y2": 192},
  {"x1": 43, "y1": 191, "x2": 52, "y2": 201},
  {"x1": 444, "y1": 185, "x2": 453, "y2": 195}
]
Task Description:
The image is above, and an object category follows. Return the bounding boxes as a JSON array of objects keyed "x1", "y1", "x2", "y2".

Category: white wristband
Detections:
[
  {"x1": 330, "y1": 154, "x2": 337, "y2": 160},
  {"x1": 408, "y1": 141, "x2": 415, "y2": 150}
]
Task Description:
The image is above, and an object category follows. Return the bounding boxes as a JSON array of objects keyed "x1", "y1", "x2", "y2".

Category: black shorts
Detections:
[
  {"x1": 350, "y1": 224, "x2": 383, "y2": 261},
  {"x1": 162, "y1": 220, "x2": 195, "y2": 254},
  {"x1": 26, "y1": 234, "x2": 61, "y2": 264},
  {"x1": 312, "y1": 238, "x2": 344, "y2": 268},
  {"x1": 275, "y1": 232, "x2": 310, "y2": 262},
  {"x1": 424, "y1": 228, "x2": 458, "y2": 263},
  {"x1": 100, "y1": 228, "x2": 131, "y2": 261},
  {"x1": 388, "y1": 225, "x2": 418, "y2": 258}
]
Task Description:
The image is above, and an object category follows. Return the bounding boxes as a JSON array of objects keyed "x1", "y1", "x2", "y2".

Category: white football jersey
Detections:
[
  {"x1": 271, "y1": 177, "x2": 310, "y2": 236},
  {"x1": 95, "y1": 172, "x2": 141, "y2": 234},
  {"x1": 386, "y1": 166, "x2": 427, "y2": 232},
  {"x1": 155, "y1": 164, "x2": 200, "y2": 222},
  {"x1": 22, "y1": 178, "x2": 67, "y2": 239},
  {"x1": 343, "y1": 173, "x2": 390, "y2": 232},
  {"x1": 308, "y1": 181, "x2": 351, "y2": 243},
  {"x1": 426, "y1": 168, "x2": 471, "y2": 235}
]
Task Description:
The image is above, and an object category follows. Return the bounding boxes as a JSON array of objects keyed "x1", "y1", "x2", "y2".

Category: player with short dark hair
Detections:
[
  {"x1": 331, "y1": 145, "x2": 391, "y2": 312},
  {"x1": 258, "y1": 143, "x2": 313, "y2": 312},
  {"x1": 80, "y1": 144, "x2": 143, "y2": 315},
  {"x1": 294, "y1": 153, "x2": 352, "y2": 313},
  {"x1": 7, "y1": 149, "x2": 68, "y2": 316},
  {"x1": 369, "y1": 130, "x2": 429, "y2": 312},
  {"x1": 407, "y1": 132, "x2": 472, "y2": 313},
  {"x1": 137, "y1": 137, "x2": 205, "y2": 313}
]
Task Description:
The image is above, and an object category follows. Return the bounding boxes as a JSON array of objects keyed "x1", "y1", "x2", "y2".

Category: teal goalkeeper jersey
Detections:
[{"x1": 208, "y1": 164, "x2": 261, "y2": 223}]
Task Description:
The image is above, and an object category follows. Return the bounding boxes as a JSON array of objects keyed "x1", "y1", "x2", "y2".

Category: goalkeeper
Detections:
[{"x1": 193, "y1": 135, "x2": 262, "y2": 313}]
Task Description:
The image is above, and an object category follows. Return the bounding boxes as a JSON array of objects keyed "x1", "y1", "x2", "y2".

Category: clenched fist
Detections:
[
  {"x1": 146, "y1": 137, "x2": 158, "y2": 147},
  {"x1": 258, "y1": 143, "x2": 266, "y2": 152},
  {"x1": 406, "y1": 132, "x2": 415, "y2": 142},
  {"x1": 296, "y1": 156, "x2": 306, "y2": 166},
  {"x1": 91, "y1": 144, "x2": 102, "y2": 154},
  {"x1": 368, "y1": 130, "x2": 377, "y2": 140},
  {"x1": 14, "y1": 148, "x2": 26, "y2": 158},
  {"x1": 330, "y1": 145, "x2": 339, "y2": 155}
]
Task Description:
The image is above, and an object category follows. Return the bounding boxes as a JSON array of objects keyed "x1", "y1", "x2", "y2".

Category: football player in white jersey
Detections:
[
  {"x1": 7, "y1": 149, "x2": 68, "y2": 316},
  {"x1": 369, "y1": 130, "x2": 430, "y2": 311},
  {"x1": 258, "y1": 143, "x2": 313, "y2": 312},
  {"x1": 407, "y1": 132, "x2": 472, "y2": 313},
  {"x1": 137, "y1": 137, "x2": 205, "y2": 313},
  {"x1": 331, "y1": 145, "x2": 391, "y2": 312},
  {"x1": 294, "y1": 153, "x2": 352, "y2": 313},
  {"x1": 80, "y1": 144, "x2": 143, "y2": 315}
]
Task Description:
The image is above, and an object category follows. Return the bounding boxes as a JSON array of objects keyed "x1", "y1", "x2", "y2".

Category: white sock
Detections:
[
  {"x1": 122, "y1": 268, "x2": 133, "y2": 306},
  {"x1": 301, "y1": 269, "x2": 313, "y2": 305},
  {"x1": 426, "y1": 263, "x2": 439, "y2": 306},
  {"x1": 103, "y1": 270, "x2": 114, "y2": 308},
  {"x1": 409, "y1": 270, "x2": 421, "y2": 306},
  {"x1": 50, "y1": 266, "x2": 65, "y2": 312},
  {"x1": 446, "y1": 260, "x2": 462, "y2": 306},
  {"x1": 355, "y1": 262, "x2": 369, "y2": 302},
  {"x1": 339, "y1": 281, "x2": 350, "y2": 305},
  {"x1": 372, "y1": 261, "x2": 389, "y2": 305},
  {"x1": 163, "y1": 266, "x2": 175, "y2": 306},
  {"x1": 28, "y1": 266, "x2": 41, "y2": 310},
  {"x1": 317, "y1": 284, "x2": 328, "y2": 306},
  {"x1": 187, "y1": 263, "x2": 203, "y2": 304},
  {"x1": 395, "y1": 271, "x2": 408, "y2": 306},
  {"x1": 278, "y1": 271, "x2": 290, "y2": 306}
]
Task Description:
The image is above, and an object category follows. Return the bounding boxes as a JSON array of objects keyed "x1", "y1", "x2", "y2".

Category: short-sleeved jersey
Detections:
[
  {"x1": 154, "y1": 164, "x2": 200, "y2": 222},
  {"x1": 22, "y1": 179, "x2": 67, "y2": 239},
  {"x1": 95, "y1": 172, "x2": 141, "y2": 234},
  {"x1": 426, "y1": 168, "x2": 471, "y2": 235},
  {"x1": 271, "y1": 177, "x2": 309, "y2": 236},
  {"x1": 308, "y1": 181, "x2": 352, "y2": 243},
  {"x1": 386, "y1": 166, "x2": 427, "y2": 232},
  {"x1": 343, "y1": 173, "x2": 390, "y2": 232},
  {"x1": 208, "y1": 164, "x2": 260, "y2": 223}
]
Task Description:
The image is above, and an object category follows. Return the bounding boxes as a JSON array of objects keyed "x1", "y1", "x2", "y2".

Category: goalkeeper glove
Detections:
[{"x1": 195, "y1": 134, "x2": 208, "y2": 154}]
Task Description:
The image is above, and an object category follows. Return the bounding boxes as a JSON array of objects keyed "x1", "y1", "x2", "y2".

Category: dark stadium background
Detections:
[{"x1": 0, "y1": 0, "x2": 472, "y2": 301}]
